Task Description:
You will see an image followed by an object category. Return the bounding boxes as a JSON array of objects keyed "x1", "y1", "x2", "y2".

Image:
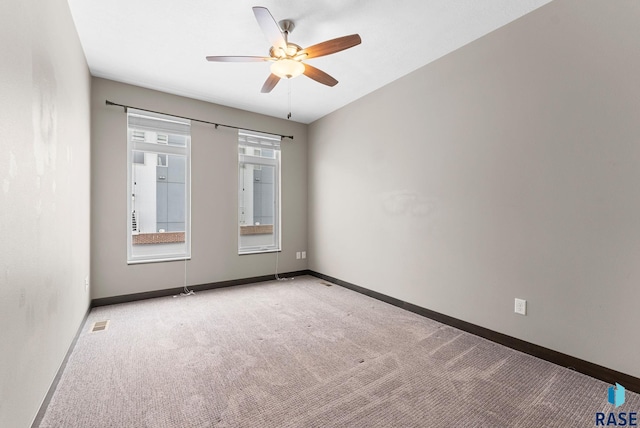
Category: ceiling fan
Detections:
[{"x1": 206, "y1": 6, "x2": 361, "y2": 93}]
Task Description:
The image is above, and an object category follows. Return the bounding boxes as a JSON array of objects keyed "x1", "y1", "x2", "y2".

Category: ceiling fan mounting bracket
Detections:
[{"x1": 278, "y1": 19, "x2": 295, "y2": 35}]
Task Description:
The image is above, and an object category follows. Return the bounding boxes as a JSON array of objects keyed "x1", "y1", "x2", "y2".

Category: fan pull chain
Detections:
[{"x1": 287, "y1": 79, "x2": 292, "y2": 120}]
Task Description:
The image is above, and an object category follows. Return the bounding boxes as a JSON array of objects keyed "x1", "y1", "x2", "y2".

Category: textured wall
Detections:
[
  {"x1": 91, "y1": 78, "x2": 308, "y2": 299},
  {"x1": 0, "y1": 0, "x2": 91, "y2": 426},
  {"x1": 308, "y1": 0, "x2": 640, "y2": 378}
]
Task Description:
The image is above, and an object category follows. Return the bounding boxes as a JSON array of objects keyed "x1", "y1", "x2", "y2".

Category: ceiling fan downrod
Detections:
[{"x1": 278, "y1": 20, "x2": 295, "y2": 42}]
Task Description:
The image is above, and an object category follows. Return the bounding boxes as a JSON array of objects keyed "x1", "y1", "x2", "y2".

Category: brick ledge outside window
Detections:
[
  {"x1": 240, "y1": 225, "x2": 274, "y2": 235},
  {"x1": 133, "y1": 232, "x2": 185, "y2": 245}
]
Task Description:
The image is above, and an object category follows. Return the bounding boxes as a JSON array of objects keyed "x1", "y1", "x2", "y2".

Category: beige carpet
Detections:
[{"x1": 38, "y1": 276, "x2": 638, "y2": 427}]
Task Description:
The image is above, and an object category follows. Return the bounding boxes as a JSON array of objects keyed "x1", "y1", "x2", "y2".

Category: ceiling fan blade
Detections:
[
  {"x1": 206, "y1": 56, "x2": 269, "y2": 62},
  {"x1": 299, "y1": 34, "x2": 361, "y2": 59},
  {"x1": 252, "y1": 7, "x2": 286, "y2": 51},
  {"x1": 261, "y1": 73, "x2": 281, "y2": 93},
  {"x1": 303, "y1": 64, "x2": 338, "y2": 87}
]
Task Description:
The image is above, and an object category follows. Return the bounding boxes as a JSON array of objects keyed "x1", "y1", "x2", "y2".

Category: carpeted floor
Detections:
[{"x1": 38, "y1": 276, "x2": 638, "y2": 427}]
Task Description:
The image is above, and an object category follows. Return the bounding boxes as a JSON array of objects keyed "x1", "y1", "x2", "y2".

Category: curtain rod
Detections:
[{"x1": 105, "y1": 100, "x2": 294, "y2": 140}]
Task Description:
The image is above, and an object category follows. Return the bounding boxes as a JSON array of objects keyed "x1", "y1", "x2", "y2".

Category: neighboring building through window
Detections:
[
  {"x1": 127, "y1": 109, "x2": 191, "y2": 263},
  {"x1": 238, "y1": 130, "x2": 281, "y2": 254}
]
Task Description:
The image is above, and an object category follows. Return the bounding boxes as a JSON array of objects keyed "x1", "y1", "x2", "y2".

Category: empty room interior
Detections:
[{"x1": 2, "y1": 0, "x2": 640, "y2": 426}]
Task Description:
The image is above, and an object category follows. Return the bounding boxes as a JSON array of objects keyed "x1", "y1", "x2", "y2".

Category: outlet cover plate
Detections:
[{"x1": 514, "y1": 298, "x2": 527, "y2": 315}]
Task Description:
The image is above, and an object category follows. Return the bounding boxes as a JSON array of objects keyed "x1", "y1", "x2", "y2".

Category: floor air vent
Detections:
[{"x1": 91, "y1": 320, "x2": 110, "y2": 332}]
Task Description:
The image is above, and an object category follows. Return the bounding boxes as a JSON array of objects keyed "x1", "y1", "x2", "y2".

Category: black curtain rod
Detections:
[{"x1": 105, "y1": 100, "x2": 294, "y2": 140}]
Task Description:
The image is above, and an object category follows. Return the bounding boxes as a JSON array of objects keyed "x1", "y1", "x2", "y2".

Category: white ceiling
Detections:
[{"x1": 67, "y1": 0, "x2": 552, "y2": 124}]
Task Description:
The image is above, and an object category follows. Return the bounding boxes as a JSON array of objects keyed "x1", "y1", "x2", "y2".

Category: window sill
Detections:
[
  {"x1": 127, "y1": 256, "x2": 191, "y2": 265},
  {"x1": 238, "y1": 248, "x2": 280, "y2": 255}
]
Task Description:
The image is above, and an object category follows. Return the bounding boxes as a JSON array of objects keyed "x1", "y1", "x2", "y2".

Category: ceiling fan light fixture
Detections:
[
  {"x1": 271, "y1": 59, "x2": 305, "y2": 79},
  {"x1": 285, "y1": 45, "x2": 299, "y2": 56}
]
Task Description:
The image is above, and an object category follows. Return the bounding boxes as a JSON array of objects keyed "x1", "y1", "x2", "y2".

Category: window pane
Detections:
[
  {"x1": 239, "y1": 163, "x2": 276, "y2": 250},
  {"x1": 168, "y1": 134, "x2": 187, "y2": 147},
  {"x1": 131, "y1": 152, "x2": 187, "y2": 259},
  {"x1": 238, "y1": 131, "x2": 280, "y2": 254},
  {"x1": 261, "y1": 148, "x2": 275, "y2": 159},
  {"x1": 132, "y1": 151, "x2": 186, "y2": 233},
  {"x1": 133, "y1": 151, "x2": 145, "y2": 164},
  {"x1": 128, "y1": 109, "x2": 190, "y2": 263}
]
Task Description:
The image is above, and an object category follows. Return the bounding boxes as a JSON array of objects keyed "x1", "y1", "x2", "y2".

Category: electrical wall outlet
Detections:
[
  {"x1": 296, "y1": 252, "x2": 301, "y2": 260},
  {"x1": 514, "y1": 298, "x2": 527, "y2": 315},
  {"x1": 301, "y1": 251, "x2": 306, "y2": 259},
  {"x1": 84, "y1": 276, "x2": 89, "y2": 292}
]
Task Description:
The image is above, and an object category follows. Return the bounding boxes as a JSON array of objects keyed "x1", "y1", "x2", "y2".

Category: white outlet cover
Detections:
[
  {"x1": 302, "y1": 251, "x2": 306, "y2": 259},
  {"x1": 514, "y1": 298, "x2": 527, "y2": 315},
  {"x1": 296, "y1": 252, "x2": 301, "y2": 259}
]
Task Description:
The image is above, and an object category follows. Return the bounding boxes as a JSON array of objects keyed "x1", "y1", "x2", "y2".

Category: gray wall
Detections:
[
  {"x1": 91, "y1": 78, "x2": 308, "y2": 299},
  {"x1": 308, "y1": 0, "x2": 640, "y2": 378},
  {"x1": 0, "y1": 0, "x2": 91, "y2": 426}
]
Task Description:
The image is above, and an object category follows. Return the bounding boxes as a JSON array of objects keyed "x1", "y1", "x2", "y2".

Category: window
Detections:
[
  {"x1": 238, "y1": 131, "x2": 281, "y2": 254},
  {"x1": 127, "y1": 109, "x2": 191, "y2": 263}
]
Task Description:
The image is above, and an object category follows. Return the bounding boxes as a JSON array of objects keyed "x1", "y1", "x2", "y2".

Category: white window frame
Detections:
[
  {"x1": 238, "y1": 131, "x2": 281, "y2": 255},
  {"x1": 127, "y1": 109, "x2": 191, "y2": 264}
]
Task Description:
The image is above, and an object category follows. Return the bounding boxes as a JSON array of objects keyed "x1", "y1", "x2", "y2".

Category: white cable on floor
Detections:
[
  {"x1": 275, "y1": 250, "x2": 293, "y2": 281},
  {"x1": 180, "y1": 257, "x2": 195, "y2": 296}
]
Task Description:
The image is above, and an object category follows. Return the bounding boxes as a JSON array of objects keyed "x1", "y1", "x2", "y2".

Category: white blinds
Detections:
[
  {"x1": 127, "y1": 109, "x2": 190, "y2": 136},
  {"x1": 238, "y1": 130, "x2": 281, "y2": 151}
]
